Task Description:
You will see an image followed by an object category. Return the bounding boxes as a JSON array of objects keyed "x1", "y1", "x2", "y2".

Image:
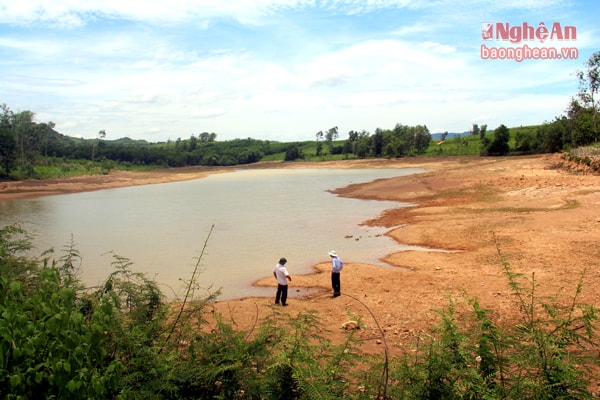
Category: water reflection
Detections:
[{"x1": 0, "y1": 168, "x2": 423, "y2": 299}]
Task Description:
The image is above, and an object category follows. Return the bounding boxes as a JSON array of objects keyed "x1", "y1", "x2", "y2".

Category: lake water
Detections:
[{"x1": 0, "y1": 168, "x2": 423, "y2": 300}]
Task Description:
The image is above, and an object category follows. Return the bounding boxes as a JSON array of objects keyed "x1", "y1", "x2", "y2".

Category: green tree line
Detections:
[
  {"x1": 0, "y1": 107, "x2": 294, "y2": 179},
  {"x1": 510, "y1": 51, "x2": 600, "y2": 155}
]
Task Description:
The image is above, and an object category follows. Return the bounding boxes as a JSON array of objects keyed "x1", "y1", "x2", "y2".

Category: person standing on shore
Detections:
[
  {"x1": 273, "y1": 257, "x2": 292, "y2": 306},
  {"x1": 328, "y1": 250, "x2": 343, "y2": 297}
]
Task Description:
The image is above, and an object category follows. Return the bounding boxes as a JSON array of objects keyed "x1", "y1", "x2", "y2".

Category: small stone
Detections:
[{"x1": 342, "y1": 320, "x2": 360, "y2": 330}]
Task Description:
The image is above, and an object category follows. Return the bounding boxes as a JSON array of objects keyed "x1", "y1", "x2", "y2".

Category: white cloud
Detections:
[
  {"x1": 0, "y1": 0, "x2": 590, "y2": 142},
  {"x1": 191, "y1": 107, "x2": 226, "y2": 119},
  {"x1": 0, "y1": 0, "x2": 302, "y2": 27},
  {"x1": 0, "y1": 0, "x2": 577, "y2": 28},
  {"x1": 125, "y1": 90, "x2": 172, "y2": 104},
  {"x1": 420, "y1": 41, "x2": 456, "y2": 54}
]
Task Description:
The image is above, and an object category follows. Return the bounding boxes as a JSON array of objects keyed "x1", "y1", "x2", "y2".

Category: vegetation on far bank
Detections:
[{"x1": 1, "y1": 117, "x2": 599, "y2": 182}]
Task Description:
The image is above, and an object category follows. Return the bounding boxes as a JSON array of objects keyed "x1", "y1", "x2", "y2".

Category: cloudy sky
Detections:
[{"x1": 0, "y1": 1, "x2": 597, "y2": 142}]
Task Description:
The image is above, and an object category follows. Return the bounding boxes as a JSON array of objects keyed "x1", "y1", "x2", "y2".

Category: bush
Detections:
[
  {"x1": 1, "y1": 225, "x2": 598, "y2": 399},
  {"x1": 378, "y1": 236, "x2": 598, "y2": 399},
  {"x1": 0, "y1": 230, "x2": 123, "y2": 398}
]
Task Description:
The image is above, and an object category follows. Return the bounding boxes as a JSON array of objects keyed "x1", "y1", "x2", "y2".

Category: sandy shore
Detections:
[
  {"x1": 0, "y1": 159, "x2": 429, "y2": 201},
  {"x1": 2, "y1": 154, "x2": 600, "y2": 360},
  {"x1": 222, "y1": 154, "x2": 600, "y2": 358}
]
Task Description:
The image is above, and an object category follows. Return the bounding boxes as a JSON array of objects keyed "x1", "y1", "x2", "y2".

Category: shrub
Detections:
[{"x1": 1, "y1": 225, "x2": 598, "y2": 399}]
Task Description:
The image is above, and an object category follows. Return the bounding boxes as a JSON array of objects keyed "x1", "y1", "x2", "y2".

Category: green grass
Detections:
[
  {"x1": 21, "y1": 158, "x2": 154, "y2": 180},
  {"x1": 471, "y1": 199, "x2": 580, "y2": 214},
  {"x1": 10, "y1": 124, "x2": 551, "y2": 180},
  {"x1": 425, "y1": 133, "x2": 483, "y2": 156}
]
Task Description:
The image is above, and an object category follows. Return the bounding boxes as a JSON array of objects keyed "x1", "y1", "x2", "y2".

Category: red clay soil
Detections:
[{"x1": 3, "y1": 154, "x2": 600, "y2": 386}]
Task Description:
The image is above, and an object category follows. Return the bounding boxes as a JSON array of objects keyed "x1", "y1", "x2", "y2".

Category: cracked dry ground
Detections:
[{"x1": 212, "y1": 154, "x2": 600, "y2": 370}]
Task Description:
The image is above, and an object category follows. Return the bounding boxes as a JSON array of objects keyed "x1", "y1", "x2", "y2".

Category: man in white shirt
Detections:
[{"x1": 273, "y1": 257, "x2": 292, "y2": 306}]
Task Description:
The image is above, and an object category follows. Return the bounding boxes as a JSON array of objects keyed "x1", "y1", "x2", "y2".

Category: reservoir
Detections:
[{"x1": 0, "y1": 167, "x2": 422, "y2": 300}]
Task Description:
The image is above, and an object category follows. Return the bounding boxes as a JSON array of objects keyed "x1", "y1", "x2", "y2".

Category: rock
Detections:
[{"x1": 342, "y1": 320, "x2": 360, "y2": 330}]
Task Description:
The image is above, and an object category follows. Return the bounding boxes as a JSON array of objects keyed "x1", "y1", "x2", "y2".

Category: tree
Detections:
[
  {"x1": 36, "y1": 121, "x2": 55, "y2": 157},
  {"x1": 348, "y1": 130, "x2": 370, "y2": 158},
  {"x1": 567, "y1": 99, "x2": 595, "y2": 146},
  {"x1": 535, "y1": 118, "x2": 567, "y2": 153},
  {"x1": 471, "y1": 123, "x2": 480, "y2": 136},
  {"x1": 0, "y1": 126, "x2": 16, "y2": 177},
  {"x1": 13, "y1": 110, "x2": 36, "y2": 165},
  {"x1": 0, "y1": 104, "x2": 16, "y2": 177},
  {"x1": 372, "y1": 128, "x2": 384, "y2": 157},
  {"x1": 576, "y1": 51, "x2": 600, "y2": 142},
  {"x1": 348, "y1": 130, "x2": 359, "y2": 142},
  {"x1": 392, "y1": 124, "x2": 414, "y2": 155},
  {"x1": 189, "y1": 134, "x2": 197, "y2": 151},
  {"x1": 483, "y1": 124, "x2": 510, "y2": 156},
  {"x1": 342, "y1": 139, "x2": 352, "y2": 155},
  {"x1": 315, "y1": 130, "x2": 323, "y2": 142},
  {"x1": 325, "y1": 126, "x2": 338, "y2": 142},
  {"x1": 0, "y1": 104, "x2": 12, "y2": 126},
  {"x1": 414, "y1": 125, "x2": 432, "y2": 154},
  {"x1": 199, "y1": 132, "x2": 217, "y2": 142},
  {"x1": 92, "y1": 130, "x2": 106, "y2": 162},
  {"x1": 284, "y1": 144, "x2": 303, "y2": 161},
  {"x1": 315, "y1": 130, "x2": 323, "y2": 156},
  {"x1": 325, "y1": 126, "x2": 338, "y2": 153},
  {"x1": 355, "y1": 141, "x2": 368, "y2": 158}
]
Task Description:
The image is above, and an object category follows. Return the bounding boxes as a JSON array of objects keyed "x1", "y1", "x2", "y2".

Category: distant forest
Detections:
[
  {"x1": 0, "y1": 107, "x2": 436, "y2": 175},
  {"x1": 0, "y1": 102, "x2": 597, "y2": 181}
]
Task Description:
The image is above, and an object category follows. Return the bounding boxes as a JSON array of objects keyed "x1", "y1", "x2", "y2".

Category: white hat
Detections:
[{"x1": 328, "y1": 250, "x2": 338, "y2": 257}]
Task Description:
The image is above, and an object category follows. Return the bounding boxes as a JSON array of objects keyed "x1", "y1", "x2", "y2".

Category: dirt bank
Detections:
[
  {"x1": 2, "y1": 154, "x2": 600, "y2": 361},
  {"x1": 220, "y1": 154, "x2": 600, "y2": 359}
]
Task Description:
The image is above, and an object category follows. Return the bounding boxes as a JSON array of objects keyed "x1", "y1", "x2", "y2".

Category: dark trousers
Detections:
[
  {"x1": 275, "y1": 284, "x2": 288, "y2": 305},
  {"x1": 331, "y1": 272, "x2": 341, "y2": 296}
]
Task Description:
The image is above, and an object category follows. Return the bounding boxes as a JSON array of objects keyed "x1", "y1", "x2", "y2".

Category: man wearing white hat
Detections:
[{"x1": 328, "y1": 250, "x2": 343, "y2": 297}]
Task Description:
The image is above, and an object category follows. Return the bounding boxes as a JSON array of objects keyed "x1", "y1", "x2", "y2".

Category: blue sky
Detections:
[{"x1": 0, "y1": 1, "x2": 598, "y2": 142}]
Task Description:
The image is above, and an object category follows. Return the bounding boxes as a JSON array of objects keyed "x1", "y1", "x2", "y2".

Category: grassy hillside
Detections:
[{"x1": 16, "y1": 124, "x2": 546, "y2": 180}]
